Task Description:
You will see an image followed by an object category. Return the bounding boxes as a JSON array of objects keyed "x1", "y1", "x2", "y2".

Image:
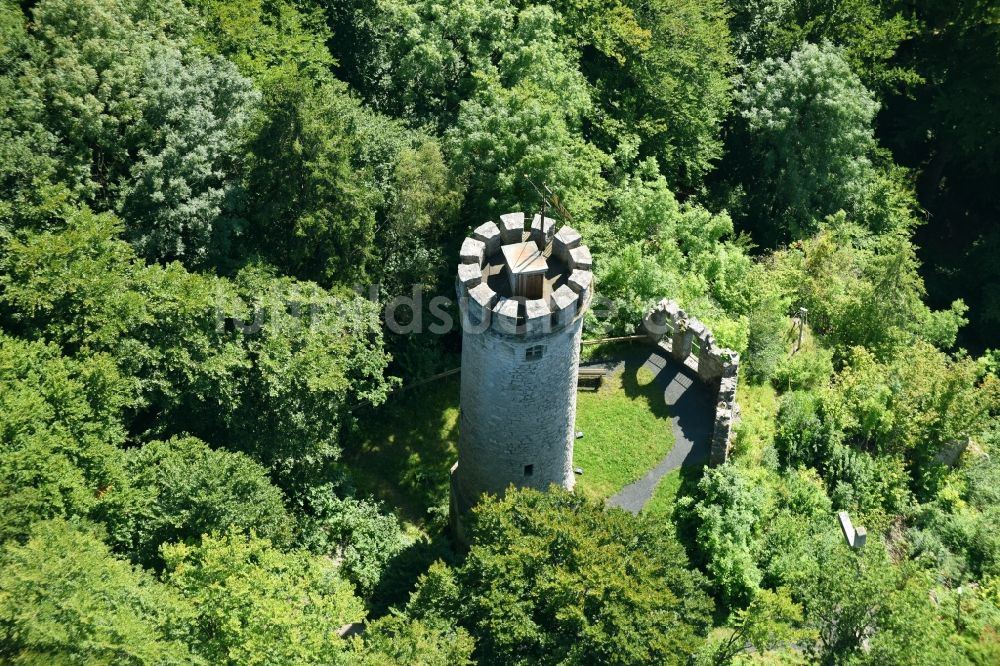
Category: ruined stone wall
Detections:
[
  {"x1": 641, "y1": 299, "x2": 740, "y2": 465},
  {"x1": 451, "y1": 213, "x2": 593, "y2": 531}
]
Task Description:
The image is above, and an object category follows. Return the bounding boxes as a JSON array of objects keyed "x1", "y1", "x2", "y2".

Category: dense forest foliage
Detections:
[{"x1": 0, "y1": 0, "x2": 998, "y2": 663}]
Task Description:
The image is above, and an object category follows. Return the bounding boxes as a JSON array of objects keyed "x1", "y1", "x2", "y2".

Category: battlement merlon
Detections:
[
  {"x1": 642, "y1": 298, "x2": 739, "y2": 382},
  {"x1": 456, "y1": 213, "x2": 593, "y2": 339},
  {"x1": 640, "y1": 297, "x2": 741, "y2": 465}
]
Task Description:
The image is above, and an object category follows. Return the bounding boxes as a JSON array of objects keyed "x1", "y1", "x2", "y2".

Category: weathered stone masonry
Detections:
[
  {"x1": 451, "y1": 212, "x2": 593, "y2": 541},
  {"x1": 641, "y1": 299, "x2": 740, "y2": 465}
]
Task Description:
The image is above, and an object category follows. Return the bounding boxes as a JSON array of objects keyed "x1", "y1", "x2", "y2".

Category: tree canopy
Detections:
[{"x1": 408, "y1": 488, "x2": 713, "y2": 665}]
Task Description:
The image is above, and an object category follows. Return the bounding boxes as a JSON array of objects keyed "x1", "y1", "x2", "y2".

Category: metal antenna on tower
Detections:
[
  {"x1": 523, "y1": 174, "x2": 547, "y2": 229},
  {"x1": 522, "y1": 175, "x2": 572, "y2": 229},
  {"x1": 543, "y1": 182, "x2": 573, "y2": 226}
]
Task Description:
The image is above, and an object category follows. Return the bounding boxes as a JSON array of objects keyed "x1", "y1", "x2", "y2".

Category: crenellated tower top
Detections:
[{"x1": 456, "y1": 212, "x2": 593, "y2": 338}]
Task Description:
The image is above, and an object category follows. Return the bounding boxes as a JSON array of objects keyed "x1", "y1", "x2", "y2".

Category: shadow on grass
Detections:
[
  {"x1": 343, "y1": 376, "x2": 460, "y2": 528},
  {"x1": 617, "y1": 347, "x2": 714, "y2": 470},
  {"x1": 368, "y1": 529, "x2": 459, "y2": 615},
  {"x1": 580, "y1": 340, "x2": 645, "y2": 364},
  {"x1": 617, "y1": 355, "x2": 673, "y2": 420},
  {"x1": 584, "y1": 342, "x2": 716, "y2": 514}
]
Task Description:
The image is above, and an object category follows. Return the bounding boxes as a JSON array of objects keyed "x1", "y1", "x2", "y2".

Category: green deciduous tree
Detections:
[
  {"x1": 109, "y1": 436, "x2": 291, "y2": 567},
  {"x1": 776, "y1": 219, "x2": 966, "y2": 360},
  {"x1": 378, "y1": 139, "x2": 463, "y2": 297},
  {"x1": 791, "y1": 530, "x2": 961, "y2": 665},
  {"x1": 118, "y1": 47, "x2": 258, "y2": 262},
  {"x1": 692, "y1": 465, "x2": 769, "y2": 607},
  {"x1": 22, "y1": 0, "x2": 257, "y2": 264},
  {"x1": 327, "y1": 0, "x2": 513, "y2": 129},
  {"x1": 350, "y1": 614, "x2": 476, "y2": 666},
  {"x1": 0, "y1": 208, "x2": 247, "y2": 436},
  {"x1": 409, "y1": 487, "x2": 713, "y2": 665},
  {"x1": 193, "y1": 0, "x2": 465, "y2": 289},
  {"x1": 296, "y1": 489, "x2": 404, "y2": 597},
  {"x1": 736, "y1": 42, "x2": 879, "y2": 243},
  {"x1": 739, "y1": 263, "x2": 792, "y2": 383},
  {"x1": 162, "y1": 532, "x2": 364, "y2": 666},
  {"x1": 0, "y1": 333, "x2": 131, "y2": 543},
  {"x1": 757, "y1": 467, "x2": 834, "y2": 587},
  {"x1": 0, "y1": 209, "x2": 395, "y2": 491},
  {"x1": 829, "y1": 344, "x2": 993, "y2": 496},
  {"x1": 539, "y1": 0, "x2": 733, "y2": 188},
  {"x1": 446, "y1": 6, "x2": 608, "y2": 223},
  {"x1": 909, "y1": 500, "x2": 1000, "y2": 584},
  {"x1": 242, "y1": 75, "x2": 379, "y2": 284},
  {"x1": 0, "y1": 519, "x2": 201, "y2": 665},
  {"x1": 774, "y1": 388, "x2": 911, "y2": 520},
  {"x1": 225, "y1": 265, "x2": 395, "y2": 483},
  {"x1": 580, "y1": 158, "x2": 751, "y2": 343},
  {"x1": 190, "y1": 0, "x2": 338, "y2": 85},
  {"x1": 190, "y1": 0, "x2": 378, "y2": 283},
  {"x1": 0, "y1": 1, "x2": 74, "y2": 232},
  {"x1": 699, "y1": 587, "x2": 809, "y2": 664},
  {"x1": 727, "y1": 0, "x2": 919, "y2": 93},
  {"x1": 772, "y1": 338, "x2": 994, "y2": 515}
]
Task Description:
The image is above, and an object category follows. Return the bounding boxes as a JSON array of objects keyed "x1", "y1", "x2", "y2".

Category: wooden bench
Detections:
[{"x1": 577, "y1": 366, "x2": 608, "y2": 390}]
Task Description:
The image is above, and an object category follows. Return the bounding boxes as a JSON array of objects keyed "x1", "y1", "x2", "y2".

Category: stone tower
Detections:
[{"x1": 450, "y1": 211, "x2": 593, "y2": 541}]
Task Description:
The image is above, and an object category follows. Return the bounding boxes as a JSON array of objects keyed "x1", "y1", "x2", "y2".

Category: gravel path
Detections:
[{"x1": 583, "y1": 346, "x2": 714, "y2": 514}]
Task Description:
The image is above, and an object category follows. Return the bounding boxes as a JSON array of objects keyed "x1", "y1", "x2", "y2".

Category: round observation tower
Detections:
[{"x1": 450, "y1": 211, "x2": 593, "y2": 541}]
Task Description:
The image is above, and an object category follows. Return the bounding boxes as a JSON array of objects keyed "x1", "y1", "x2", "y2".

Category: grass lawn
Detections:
[
  {"x1": 343, "y1": 358, "x2": 679, "y2": 529},
  {"x1": 579, "y1": 339, "x2": 644, "y2": 363},
  {"x1": 573, "y1": 365, "x2": 675, "y2": 501},
  {"x1": 642, "y1": 468, "x2": 683, "y2": 519},
  {"x1": 641, "y1": 463, "x2": 706, "y2": 538},
  {"x1": 342, "y1": 375, "x2": 460, "y2": 531},
  {"x1": 731, "y1": 380, "x2": 779, "y2": 466}
]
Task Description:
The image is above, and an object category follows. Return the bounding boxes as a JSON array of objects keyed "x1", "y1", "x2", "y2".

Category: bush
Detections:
[
  {"x1": 774, "y1": 391, "x2": 840, "y2": 470},
  {"x1": 771, "y1": 346, "x2": 834, "y2": 392},
  {"x1": 296, "y1": 487, "x2": 405, "y2": 598},
  {"x1": 693, "y1": 465, "x2": 771, "y2": 608},
  {"x1": 110, "y1": 436, "x2": 292, "y2": 567}
]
